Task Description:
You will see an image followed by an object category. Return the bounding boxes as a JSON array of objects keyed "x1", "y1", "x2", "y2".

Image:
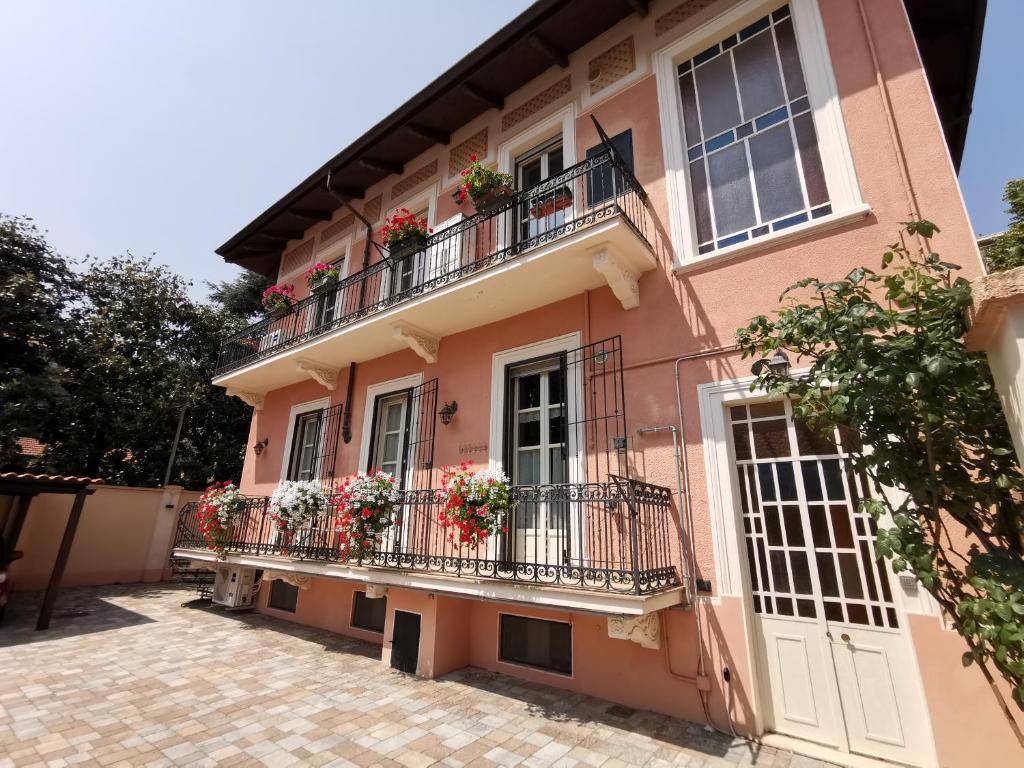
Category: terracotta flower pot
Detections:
[
  {"x1": 529, "y1": 187, "x2": 573, "y2": 219},
  {"x1": 309, "y1": 273, "x2": 338, "y2": 295},
  {"x1": 388, "y1": 232, "x2": 429, "y2": 262},
  {"x1": 468, "y1": 184, "x2": 515, "y2": 215}
]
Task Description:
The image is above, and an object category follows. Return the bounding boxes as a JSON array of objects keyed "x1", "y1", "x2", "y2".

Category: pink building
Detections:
[{"x1": 174, "y1": 1, "x2": 1023, "y2": 765}]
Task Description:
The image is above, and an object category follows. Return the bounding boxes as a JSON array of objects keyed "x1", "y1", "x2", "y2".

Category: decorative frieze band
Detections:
[
  {"x1": 320, "y1": 213, "x2": 356, "y2": 246},
  {"x1": 448, "y1": 128, "x2": 488, "y2": 177},
  {"x1": 392, "y1": 159, "x2": 438, "y2": 200},
  {"x1": 280, "y1": 238, "x2": 314, "y2": 276},
  {"x1": 501, "y1": 76, "x2": 571, "y2": 132},
  {"x1": 588, "y1": 37, "x2": 635, "y2": 95},
  {"x1": 363, "y1": 195, "x2": 383, "y2": 224},
  {"x1": 655, "y1": 0, "x2": 716, "y2": 36}
]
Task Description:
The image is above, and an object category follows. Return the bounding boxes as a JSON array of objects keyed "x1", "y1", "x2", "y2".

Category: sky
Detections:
[{"x1": 1, "y1": 1, "x2": 1020, "y2": 303}]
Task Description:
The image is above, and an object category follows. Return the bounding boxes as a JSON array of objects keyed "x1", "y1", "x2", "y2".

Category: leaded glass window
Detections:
[{"x1": 677, "y1": 5, "x2": 831, "y2": 254}]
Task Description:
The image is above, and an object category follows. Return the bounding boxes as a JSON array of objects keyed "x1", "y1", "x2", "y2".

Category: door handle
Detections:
[
  {"x1": 826, "y1": 630, "x2": 833, "y2": 640},
  {"x1": 840, "y1": 633, "x2": 851, "y2": 643}
]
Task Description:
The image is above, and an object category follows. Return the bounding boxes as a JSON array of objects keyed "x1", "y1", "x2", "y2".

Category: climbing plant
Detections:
[{"x1": 737, "y1": 221, "x2": 1024, "y2": 744}]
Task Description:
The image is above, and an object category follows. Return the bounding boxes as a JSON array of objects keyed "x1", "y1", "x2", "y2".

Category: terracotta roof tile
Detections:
[
  {"x1": 16, "y1": 437, "x2": 45, "y2": 457},
  {"x1": 0, "y1": 472, "x2": 104, "y2": 486}
]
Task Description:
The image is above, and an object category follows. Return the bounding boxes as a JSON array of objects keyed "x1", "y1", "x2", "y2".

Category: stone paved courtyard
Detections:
[{"x1": 0, "y1": 584, "x2": 846, "y2": 768}]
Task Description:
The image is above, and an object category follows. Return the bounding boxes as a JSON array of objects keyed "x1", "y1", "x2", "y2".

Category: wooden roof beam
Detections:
[
  {"x1": 462, "y1": 83, "x2": 504, "y2": 111},
  {"x1": 528, "y1": 33, "x2": 569, "y2": 68},
  {"x1": 358, "y1": 157, "x2": 404, "y2": 176},
  {"x1": 406, "y1": 122, "x2": 451, "y2": 145},
  {"x1": 625, "y1": 0, "x2": 649, "y2": 17}
]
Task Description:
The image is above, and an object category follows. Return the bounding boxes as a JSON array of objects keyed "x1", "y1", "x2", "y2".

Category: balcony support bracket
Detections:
[
  {"x1": 392, "y1": 322, "x2": 440, "y2": 364},
  {"x1": 264, "y1": 570, "x2": 313, "y2": 590},
  {"x1": 296, "y1": 359, "x2": 340, "y2": 391},
  {"x1": 591, "y1": 246, "x2": 641, "y2": 310},
  {"x1": 226, "y1": 388, "x2": 266, "y2": 411},
  {"x1": 607, "y1": 612, "x2": 660, "y2": 649}
]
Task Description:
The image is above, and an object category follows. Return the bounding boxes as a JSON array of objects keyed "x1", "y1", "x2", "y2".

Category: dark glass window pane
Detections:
[
  {"x1": 776, "y1": 463, "x2": 798, "y2": 501},
  {"x1": 548, "y1": 368, "x2": 564, "y2": 404},
  {"x1": 783, "y1": 505, "x2": 804, "y2": 546},
  {"x1": 730, "y1": 405, "x2": 748, "y2": 421},
  {"x1": 847, "y1": 603, "x2": 869, "y2": 625},
  {"x1": 877, "y1": 561, "x2": 894, "y2": 601},
  {"x1": 887, "y1": 608, "x2": 898, "y2": 627},
  {"x1": 765, "y1": 506, "x2": 783, "y2": 546},
  {"x1": 749, "y1": 401, "x2": 785, "y2": 418},
  {"x1": 733, "y1": 29, "x2": 786, "y2": 120},
  {"x1": 746, "y1": 540, "x2": 759, "y2": 589},
  {"x1": 776, "y1": 598, "x2": 794, "y2": 616},
  {"x1": 774, "y1": 17, "x2": 807, "y2": 98},
  {"x1": 707, "y1": 143, "x2": 756, "y2": 237},
  {"x1": 871, "y1": 605, "x2": 884, "y2": 626},
  {"x1": 748, "y1": 467, "x2": 761, "y2": 513},
  {"x1": 753, "y1": 594, "x2": 762, "y2": 613},
  {"x1": 794, "y1": 419, "x2": 838, "y2": 456},
  {"x1": 797, "y1": 598, "x2": 816, "y2": 618},
  {"x1": 499, "y1": 614, "x2": 572, "y2": 675},
  {"x1": 678, "y1": 72, "x2": 702, "y2": 145},
  {"x1": 352, "y1": 592, "x2": 387, "y2": 632},
  {"x1": 817, "y1": 553, "x2": 839, "y2": 597},
  {"x1": 821, "y1": 460, "x2": 845, "y2": 500},
  {"x1": 801, "y1": 461, "x2": 823, "y2": 501},
  {"x1": 757, "y1": 464, "x2": 776, "y2": 501},
  {"x1": 694, "y1": 53, "x2": 741, "y2": 137},
  {"x1": 689, "y1": 159, "x2": 714, "y2": 245},
  {"x1": 738, "y1": 468, "x2": 750, "y2": 514},
  {"x1": 518, "y1": 375, "x2": 541, "y2": 409},
  {"x1": 838, "y1": 553, "x2": 864, "y2": 599},
  {"x1": 732, "y1": 423, "x2": 751, "y2": 460},
  {"x1": 793, "y1": 112, "x2": 829, "y2": 206},
  {"x1": 824, "y1": 600, "x2": 844, "y2": 622},
  {"x1": 749, "y1": 123, "x2": 804, "y2": 222},
  {"x1": 809, "y1": 506, "x2": 831, "y2": 547},
  {"x1": 268, "y1": 580, "x2": 298, "y2": 613},
  {"x1": 752, "y1": 419, "x2": 791, "y2": 458},
  {"x1": 518, "y1": 412, "x2": 540, "y2": 447},
  {"x1": 861, "y1": 543, "x2": 879, "y2": 600},
  {"x1": 548, "y1": 410, "x2": 564, "y2": 445},
  {"x1": 770, "y1": 550, "x2": 790, "y2": 592},
  {"x1": 830, "y1": 505, "x2": 854, "y2": 548},
  {"x1": 790, "y1": 551, "x2": 812, "y2": 594}
]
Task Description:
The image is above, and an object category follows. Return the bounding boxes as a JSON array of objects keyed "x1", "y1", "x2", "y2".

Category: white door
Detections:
[
  {"x1": 509, "y1": 359, "x2": 569, "y2": 565},
  {"x1": 729, "y1": 400, "x2": 934, "y2": 765},
  {"x1": 370, "y1": 392, "x2": 410, "y2": 553}
]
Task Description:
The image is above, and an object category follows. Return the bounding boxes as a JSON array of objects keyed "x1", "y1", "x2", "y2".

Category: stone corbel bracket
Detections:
[
  {"x1": 607, "y1": 612, "x2": 661, "y2": 649},
  {"x1": 365, "y1": 584, "x2": 389, "y2": 599},
  {"x1": 296, "y1": 358, "x2": 340, "y2": 390},
  {"x1": 263, "y1": 570, "x2": 313, "y2": 590},
  {"x1": 591, "y1": 246, "x2": 641, "y2": 310},
  {"x1": 226, "y1": 388, "x2": 265, "y2": 411},
  {"x1": 393, "y1": 321, "x2": 440, "y2": 364}
]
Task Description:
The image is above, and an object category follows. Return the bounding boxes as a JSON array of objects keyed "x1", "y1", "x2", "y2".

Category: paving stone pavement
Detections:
[{"x1": 0, "y1": 584, "x2": 849, "y2": 768}]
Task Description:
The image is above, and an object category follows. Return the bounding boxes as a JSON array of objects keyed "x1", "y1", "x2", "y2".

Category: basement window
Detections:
[
  {"x1": 268, "y1": 580, "x2": 298, "y2": 613},
  {"x1": 499, "y1": 614, "x2": 572, "y2": 675},
  {"x1": 351, "y1": 591, "x2": 387, "y2": 633}
]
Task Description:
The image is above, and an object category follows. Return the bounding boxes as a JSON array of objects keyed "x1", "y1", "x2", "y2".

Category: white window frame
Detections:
[
  {"x1": 379, "y1": 187, "x2": 437, "y2": 302},
  {"x1": 279, "y1": 396, "x2": 331, "y2": 481},
  {"x1": 653, "y1": 0, "x2": 867, "y2": 272}
]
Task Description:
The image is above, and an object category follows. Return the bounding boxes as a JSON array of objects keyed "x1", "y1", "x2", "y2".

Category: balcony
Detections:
[
  {"x1": 213, "y1": 151, "x2": 659, "y2": 395},
  {"x1": 172, "y1": 479, "x2": 684, "y2": 615}
]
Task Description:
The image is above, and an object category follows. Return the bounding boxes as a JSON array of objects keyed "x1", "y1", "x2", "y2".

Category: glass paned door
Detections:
[
  {"x1": 509, "y1": 358, "x2": 568, "y2": 564},
  {"x1": 287, "y1": 410, "x2": 323, "y2": 482},
  {"x1": 371, "y1": 393, "x2": 409, "y2": 480},
  {"x1": 515, "y1": 139, "x2": 567, "y2": 243},
  {"x1": 390, "y1": 207, "x2": 429, "y2": 296}
]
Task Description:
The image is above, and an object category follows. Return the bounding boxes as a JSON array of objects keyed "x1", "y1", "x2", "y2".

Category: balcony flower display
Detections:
[
  {"x1": 304, "y1": 262, "x2": 341, "y2": 294},
  {"x1": 269, "y1": 480, "x2": 330, "y2": 548},
  {"x1": 529, "y1": 186, "x2": 573, "y2": 219},
  {"x1": 335, "y1": 471, "x2": 400, "y2": 560},
  {"x1": 437, "y1": 463, "x2": 510, "y2": 548},
  {"x1": 380, "y1": 209, "x2": 432, "y2": 261},
  {"x1": 452, "y1": 154, "x2": 514, "y2": 214},
  {"x1": 196, "y1": 481, "x2": 246, "y2": 559},
  {"x1": 261, "y1": 284, "x2": 296, "y2": 317}
]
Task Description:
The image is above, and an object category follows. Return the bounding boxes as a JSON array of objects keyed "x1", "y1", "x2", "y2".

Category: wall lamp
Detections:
[
  {"x1": 253, "y1": 437, "x2": 269, "y2": 455},
  {"x1": 751, "y1": 349, "x2": 791, "y2": 378},
  {"x1": 439, "y1": 401, "x2": 458, "y2": 426}
]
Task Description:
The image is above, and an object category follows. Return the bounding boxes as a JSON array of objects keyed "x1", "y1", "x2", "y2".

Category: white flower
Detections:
[{"x1": 270, "y1": 480, "x2": 330, "y2": 529}]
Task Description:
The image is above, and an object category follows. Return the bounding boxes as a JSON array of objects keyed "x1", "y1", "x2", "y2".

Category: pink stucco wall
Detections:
[{"x1": 231, "y1": 1, "x2": 1020, "y2": 764}]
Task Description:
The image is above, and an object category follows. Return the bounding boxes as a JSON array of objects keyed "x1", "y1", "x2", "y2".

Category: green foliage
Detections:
[
  {"x1": 206, "y1": 270, "x2": 272, "y2": 320},
  {"x1": 984, "y1": 178, "x2": 1024, "y2": 273},
  {"x1": 737, "y1": 221, "x2": 1024, "y2": 726},
  {"x1": 0, "y1": 216, "x2": 78, "y2": 469}
]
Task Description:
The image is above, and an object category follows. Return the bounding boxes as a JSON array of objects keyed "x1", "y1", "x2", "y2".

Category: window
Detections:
[
  {"x1": 369, "y1": 391, "x2": 410, "y2": 479},
  {"x1": 268, "y1": 580, "x2": 298, "y2": 612},
  {"x1": 515, "y1": 138, "x2": 567, "y2": 242},
  {"x1": 392, "y1": 206, "x2": 429, "y2": 295},
  {"x1": 287, "y1": 409, "x2": 323, "y2": 482},
  {"x1": 677, "y1": 5, "x2": 830, "y2": 255},
  {"x1": 586, "y1": 129, "x2": 634, "y2": 206},
  {"x1": 351, "y1": 591, "x2": 387, "y2": 632},
  {"x1": 499, "y1": 614, "x2": 572, "y2": 674}
]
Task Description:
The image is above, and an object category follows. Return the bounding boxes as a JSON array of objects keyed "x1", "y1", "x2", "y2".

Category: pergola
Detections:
[{"x1": 0, "y1": 472, "x2": 104, "y2": 630}]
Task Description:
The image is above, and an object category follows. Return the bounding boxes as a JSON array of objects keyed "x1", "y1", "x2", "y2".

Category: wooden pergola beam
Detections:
[{"x1": 36, "y1": 488, "x2": 91, "y2": 631}]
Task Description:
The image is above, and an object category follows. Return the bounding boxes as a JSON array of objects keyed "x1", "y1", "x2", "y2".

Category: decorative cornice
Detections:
[
  {"x1": 392, "y1": 322, "x2": 440, "y2": 364},
  {"x1": 607, "y1": 612, "x2": 660, "y2": 649},
  {"x1": 591, "y1": 247, "x2": 641, "y2": 310},
  {"x1": 296, "y1": 359, "x2": 340, "y2": 391},
  {"x1": 226, "y1": 388, "x2": 266, "y2": 411},
  {"x1": 263, "y1": 570, "x2": 313, "y2": 590}
]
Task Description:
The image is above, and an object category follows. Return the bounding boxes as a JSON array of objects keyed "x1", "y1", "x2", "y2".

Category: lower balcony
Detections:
[{"x1": 173, "y1": 479, "x2": 684, "y2": 615}]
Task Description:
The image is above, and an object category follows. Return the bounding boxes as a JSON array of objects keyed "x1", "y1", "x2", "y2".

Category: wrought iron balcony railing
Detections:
[
  {"x1": 215, "y1": 150, "x2": 653, "y2": 376},
  {"x1": 174, "y1": 479, "x2": 680, "y2": 596}
]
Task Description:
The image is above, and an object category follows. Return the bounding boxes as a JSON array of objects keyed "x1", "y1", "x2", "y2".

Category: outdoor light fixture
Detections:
[
  {"x1": 253, "y1": 438, "x2": 269, "y2": 455},
  {"x1": 439, "y1": 401, "x2": 458, "y2": 426},
  {"x1": 752, "y1": 349, "x2": 791, "y2": 378}
]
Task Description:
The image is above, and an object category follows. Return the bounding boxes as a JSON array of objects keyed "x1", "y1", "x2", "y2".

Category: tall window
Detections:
[
  {"x1": 677, "y1": 4, "x2": 830, "y2": 255},
  {"x1": 287, "y1": 410, "x2": 323, "y2": 481}
]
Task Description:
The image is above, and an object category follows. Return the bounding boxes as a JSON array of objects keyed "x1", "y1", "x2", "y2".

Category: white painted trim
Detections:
[
  {"x1": 386, "y1": 184, "x2": 438, "y2": 231},
  {"x1": 497, "y1": 103, "x2": 577, "y2": 175},
  {"x1": 314, "y1": 232, "x2": 354, "y2": 280},
  {"x1": 357, "y1": 373, "x2": 424, "y2": 473},
  {"x1": 278, "y1": 397, "x2": 331, "y2": 481},
  {"x1": 653, "y1": 0, "x2": 863, "y2": 268},
  {"x1": 175, "y1": 547, "x2": 685, "y2": 616}
]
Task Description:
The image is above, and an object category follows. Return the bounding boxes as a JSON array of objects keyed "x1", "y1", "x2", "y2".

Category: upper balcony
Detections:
[{"x1": 213, "y1": 150, "x2": 659, "y2": 394}]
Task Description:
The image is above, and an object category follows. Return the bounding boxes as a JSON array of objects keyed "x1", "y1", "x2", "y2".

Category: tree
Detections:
[
  {"x1": 738, "y1": 221, "x2": 1024, "y2": 744},
  {"x1": 206, "y1": 270, "x2": 272, "y2": 319},
  {"x1": 984, "y1": 178, "x2": 1024, "y2": 273},
  {"x1": 0, "y1": 216, "x2": 77, "y2": 470}
]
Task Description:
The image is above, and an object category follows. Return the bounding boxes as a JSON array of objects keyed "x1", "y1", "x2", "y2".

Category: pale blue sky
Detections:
[{"x1": 1, "y1": 1, "x2": 1019, "y2": 301}]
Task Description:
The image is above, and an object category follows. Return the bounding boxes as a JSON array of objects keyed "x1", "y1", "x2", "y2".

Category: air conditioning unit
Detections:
[{"x1": 211, "y1": 566, "x2": 257, "y2": 609}]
